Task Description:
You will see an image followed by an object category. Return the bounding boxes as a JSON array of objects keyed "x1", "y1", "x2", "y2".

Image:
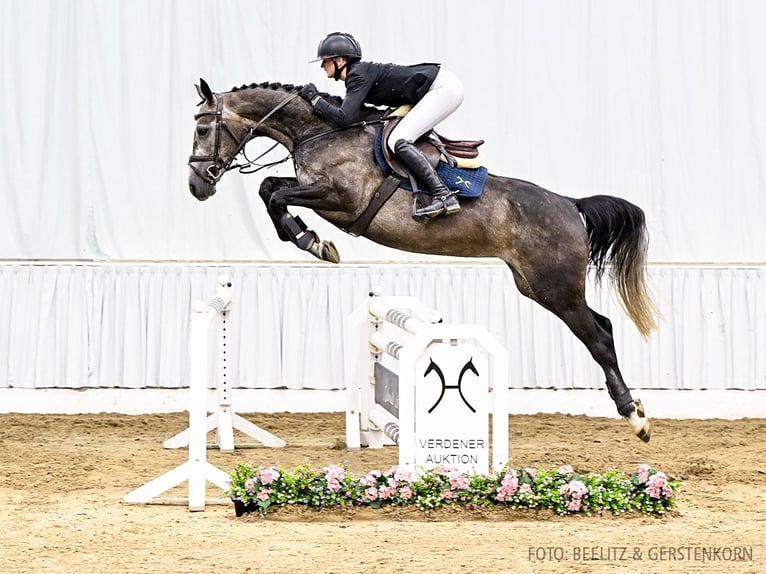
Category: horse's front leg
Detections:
[
  {"x1": 258, "y1": 176, "x2": 340, "y2": 263},
  {"x1": 258, "y1": 176, "x2": 297, "y2": 242}
]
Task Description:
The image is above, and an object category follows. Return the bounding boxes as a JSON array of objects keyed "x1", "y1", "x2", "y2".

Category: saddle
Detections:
[
  {"x1": 346, "y1": 110, "x2": 487, "y2": 237},
  {"x1": 380, "y1": 108, "x2": 484, "y2": 180}
]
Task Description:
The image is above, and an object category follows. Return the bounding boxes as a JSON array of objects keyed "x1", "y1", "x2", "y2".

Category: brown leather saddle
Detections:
[
  {"x1": 380, "y1": 116, "x2": 484, "y2": 179},
  {"x1": 345, "y1": 116, "x2": 485, "y2": 237}
]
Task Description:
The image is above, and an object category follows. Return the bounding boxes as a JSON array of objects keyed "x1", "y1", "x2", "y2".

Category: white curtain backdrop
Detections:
[
  {"x1": 1, "y1": 262, "x2": 763, "y2": 392},
  {"x1": 1, "y1": 2, "x2": 765, "y2": 404},
  {"x1": 1, "y1": 0, "x2": 765, "y2": 262}
]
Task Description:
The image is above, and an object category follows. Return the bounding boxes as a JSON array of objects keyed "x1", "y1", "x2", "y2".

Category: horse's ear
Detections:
[{"x1": 196, "y1": 78, "x2": 214, "y2": 104}]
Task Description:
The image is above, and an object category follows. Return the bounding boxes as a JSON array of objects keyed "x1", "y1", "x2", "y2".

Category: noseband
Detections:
[{"x1": 188, "y1": 91, "x2": 299, "y2": 185}]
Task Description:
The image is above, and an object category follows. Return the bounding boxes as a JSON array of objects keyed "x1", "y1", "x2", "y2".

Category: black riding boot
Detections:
[{"x1": 394, "y1": 139, "x2": 460, "y2": 219}]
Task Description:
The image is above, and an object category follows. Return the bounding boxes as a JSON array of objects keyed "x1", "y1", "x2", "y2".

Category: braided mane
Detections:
[
  {"x1": 228, "y1": 81, "x2": 382, "y2": 118},
  {"x1": 229, "y1": 81, "x2": 342, "y2": 105}
]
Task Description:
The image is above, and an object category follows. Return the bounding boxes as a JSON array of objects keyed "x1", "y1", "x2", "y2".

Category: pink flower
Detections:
[
  {"x1": 636, "y1": 463, "x2": 651, "y2": 484},
  {"x1": 364, "y1": 486, "x2": 379, "y2": 501},
  {"x1": 567, "y1": 480, "x2": 587, "y2": 497},
  {"x1": 557, "y1": 464, "x2": 574, "y2": 475},
  {"x1": 645, "y1": 472, "x2": 671, "y2": 499},
  {"x1": 324, "y1": 465, "x2": 346, "y2": 492},
  {"x1": 257, "y1": 467, "x2": 280, "y2": 485},
  {"x1": 256, "y1": 488, "x2": 271, "y2": 501},
  {"x1": 496, "y1": 469, "x2": 519, "y2": 501},
  {"x1": 503, "y1": 468, "x2": 519, "y2": 482},
  {"x1": 390, "y1": 466, "x2": 413, "y2": 484},
  {"x1": 442, "y1": 490, "x2": 455, "y2": 500},
  {"x1": 378, "y1": 486, "x2": 396, "y2": 499},
  {"x1": 447, "y1": 469, "x2": 470, "y2": 490},
  {"x1": 244, "y1": 478, "x2": 256, "y2": 494},
  {"x1": 360, "y1": 470, "x2": 381, "y2": 487},
  {"x1": 523, "y1": 467, "x2": 537, "y2": 479},
  {"x1": 324, "y1": 464, "x2": 346, "y2": 481},
  {"x1": 398, "y1": 485, "x2": 413, "y2": 500},
  {"x1": 560, "y1": 479, "x2": 587, "y2": 512},
  {"x1": 519, "y1": 483, "x2": 533, "y2": 495}
]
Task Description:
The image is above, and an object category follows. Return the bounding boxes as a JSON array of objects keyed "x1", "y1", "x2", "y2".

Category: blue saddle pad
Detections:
[{"x1": 373, "y1": 127, "x2": 488, "y2": 198}]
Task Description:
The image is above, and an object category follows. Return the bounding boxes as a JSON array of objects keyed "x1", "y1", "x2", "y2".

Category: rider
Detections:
[{"x1": 299, "y1": 32, "x2": 464, "y2": 219}]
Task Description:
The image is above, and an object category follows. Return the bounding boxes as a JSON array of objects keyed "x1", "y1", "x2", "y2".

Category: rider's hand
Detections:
[{"x1": 299, "y1": 83, "x2": 320, "y2": 106}]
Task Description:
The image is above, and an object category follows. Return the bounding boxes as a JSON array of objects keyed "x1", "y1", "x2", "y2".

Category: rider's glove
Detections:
[{"x1": 299, "y1": 83, "x2": 321, "y2": 106}]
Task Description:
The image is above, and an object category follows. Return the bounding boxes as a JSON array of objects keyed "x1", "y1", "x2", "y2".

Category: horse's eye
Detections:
[{"x1": 197, "y1": 126, "x2": 209, "y2": 137}]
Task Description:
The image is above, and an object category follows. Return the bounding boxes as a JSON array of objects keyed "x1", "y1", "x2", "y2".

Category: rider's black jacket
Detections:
[{"x1": 312, "y1": 61, "x2": 440, "y2": 127}]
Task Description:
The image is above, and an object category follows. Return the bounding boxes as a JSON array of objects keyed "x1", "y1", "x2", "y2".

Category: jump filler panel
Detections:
[{"x1": 345, "y1": 293, "x2": 509, "y2": 475}]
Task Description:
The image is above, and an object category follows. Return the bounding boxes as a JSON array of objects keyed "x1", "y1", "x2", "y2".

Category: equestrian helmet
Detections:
[{"x1": 312, "y1": 32, "x2": 362, "y2": 62}]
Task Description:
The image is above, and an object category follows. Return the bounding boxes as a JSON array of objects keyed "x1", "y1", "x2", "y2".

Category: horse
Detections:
[{"x1": 188, "y1": 79, "x2": 658, "y2": 442}]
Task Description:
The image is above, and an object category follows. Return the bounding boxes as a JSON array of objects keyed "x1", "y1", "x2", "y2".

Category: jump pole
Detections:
[{"x1": 345, "y1": 294, "x2": 442, "y2": 450}]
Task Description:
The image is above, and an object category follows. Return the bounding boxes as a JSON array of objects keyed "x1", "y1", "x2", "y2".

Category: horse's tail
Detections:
[{"x1": 574, "y1": 195, "x2": 658, "y2": 337}]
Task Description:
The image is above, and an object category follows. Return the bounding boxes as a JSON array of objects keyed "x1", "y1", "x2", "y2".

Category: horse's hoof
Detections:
[
  {"x1": 625, "y1": 398, "x2": 651, "y2": 442},
  {"x1": 321, "y1": 240, "x2": 340, "y2": 263},
  {"x1": 636, "y1": 420, "x2": 652, "y2": 443},
  {"x1": 309, "y1": 240, "x2": 340, "y2": 263}
]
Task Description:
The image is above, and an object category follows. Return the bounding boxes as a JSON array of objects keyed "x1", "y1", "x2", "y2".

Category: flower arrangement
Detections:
[{"x1": 226, "y1": 461, "x2": 681, "y2": 517}]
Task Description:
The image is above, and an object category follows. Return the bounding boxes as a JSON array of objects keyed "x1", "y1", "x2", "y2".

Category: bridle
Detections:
[
  {"x1": 188, "y1": 91, "x2": 300, "y2": 185},
  {"x1": 188, "y1": 88, "x2": 387, "y2": 185}
]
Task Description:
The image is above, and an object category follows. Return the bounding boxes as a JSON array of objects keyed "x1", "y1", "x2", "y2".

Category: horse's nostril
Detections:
[{"x1": 189, "y1": 182, "x2": 209, "y2": 201}]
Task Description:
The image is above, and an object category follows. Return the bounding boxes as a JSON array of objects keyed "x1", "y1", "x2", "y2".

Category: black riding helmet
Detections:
[
  {"x1": 311, "y1": 32, "x2": 362, "y2": 80},
  {"x1": 312, "y1": 32, "x2": 362, "y2": 61}
]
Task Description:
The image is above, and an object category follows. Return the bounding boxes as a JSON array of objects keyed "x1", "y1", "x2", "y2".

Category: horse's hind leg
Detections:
[
  {"x1": 509, "y1": 267, "x2": 651, "y2": 442},
  {"x1": 586, "y1": 308, "x2": 651, "y2": 441}
]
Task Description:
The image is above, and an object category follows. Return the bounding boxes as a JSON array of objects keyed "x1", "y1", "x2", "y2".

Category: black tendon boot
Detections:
[
  {"x1": 278, "y1": 212, "x2": 340, "y2": 263},
  {"x1": 393, "y1": 139, "x2": 460, "y2": 219}
]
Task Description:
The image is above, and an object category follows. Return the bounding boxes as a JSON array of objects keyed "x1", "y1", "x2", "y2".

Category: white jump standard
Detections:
[
  {"x1": 162, "y1": 278, "x2": 285, "y2": 453},
  {"x1": 345, "y1": 293, "x2": 509, "y2": 474},
  {"x1": 123, "y1": 276, "x2": 285, "y2": 511}
]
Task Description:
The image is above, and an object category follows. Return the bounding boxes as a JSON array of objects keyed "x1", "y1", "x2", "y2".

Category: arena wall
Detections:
[{"x1": 2, "y1": 3, "x2": 764, "y2": 419}]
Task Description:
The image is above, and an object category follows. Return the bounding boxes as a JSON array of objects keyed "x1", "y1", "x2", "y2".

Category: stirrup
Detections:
[{"x1": 413, "y1": 191, "x2": 460, "y2": 219}]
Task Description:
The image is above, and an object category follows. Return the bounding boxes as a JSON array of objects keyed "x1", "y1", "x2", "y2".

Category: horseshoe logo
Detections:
[{"x1": 423, "y1": 357, "x2": 478, "y2": 413}]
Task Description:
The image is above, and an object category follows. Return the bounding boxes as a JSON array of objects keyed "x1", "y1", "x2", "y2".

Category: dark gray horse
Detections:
[{"x1": 188, "y1": 79, "x2": 658, "y2": 442}]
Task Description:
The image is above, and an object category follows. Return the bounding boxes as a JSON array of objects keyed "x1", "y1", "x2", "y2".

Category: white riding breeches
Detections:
[{"x1": 386, "y1": 68, "x2": 464, "y2": 153}]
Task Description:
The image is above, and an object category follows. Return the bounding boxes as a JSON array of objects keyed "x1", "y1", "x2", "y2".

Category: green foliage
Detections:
[{"x1": 225, "y1": 461, "x2": 681, "y2": 517}]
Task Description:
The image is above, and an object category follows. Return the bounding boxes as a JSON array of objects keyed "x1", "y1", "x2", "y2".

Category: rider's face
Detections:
[{"x1": 320, "y1": 57, "x2": 347, "y2": 79}]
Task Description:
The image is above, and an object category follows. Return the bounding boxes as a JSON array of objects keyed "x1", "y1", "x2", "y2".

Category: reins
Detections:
[
  {"x1": 238, "y1": 119, "x2": 385, "y2": 176},
  {"x1": 295, "y1": 118, "x2": 386, "y2": 149}
]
